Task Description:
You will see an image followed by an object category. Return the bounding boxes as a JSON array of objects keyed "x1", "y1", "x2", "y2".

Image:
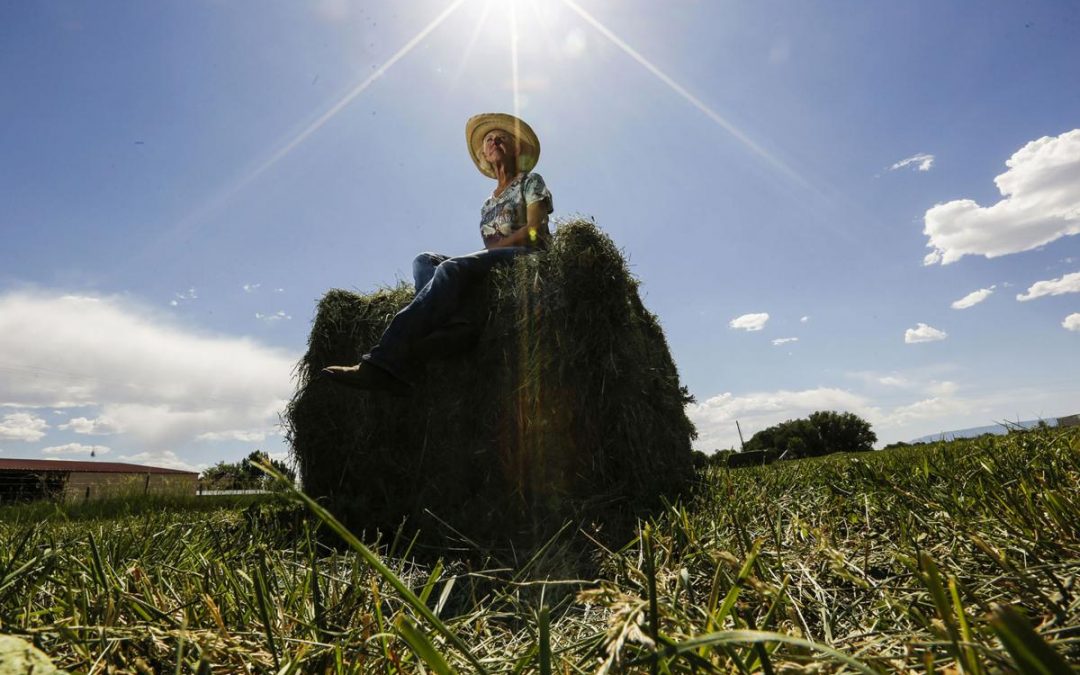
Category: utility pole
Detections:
[{"x1": 736, "y1": 420, "x2": 746, "y2": 452}]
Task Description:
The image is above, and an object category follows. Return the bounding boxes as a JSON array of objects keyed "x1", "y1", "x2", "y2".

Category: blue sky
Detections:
[{"x1": 2, "y1": 0, "x2": 1078, "y2": 469}]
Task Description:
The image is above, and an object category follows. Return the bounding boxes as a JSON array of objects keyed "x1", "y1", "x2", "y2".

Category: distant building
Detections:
[
  {"x1": 1057, "y1": 414, "x2": 1080, "y2": 429},
  {"x1": 0, "y1": 459, "x2": 197, "y2": 504}
]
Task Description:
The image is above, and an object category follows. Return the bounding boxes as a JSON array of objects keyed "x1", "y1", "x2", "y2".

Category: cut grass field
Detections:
[{"x1": 1, "y1": 427, "x2": 1077, "y2": 673}]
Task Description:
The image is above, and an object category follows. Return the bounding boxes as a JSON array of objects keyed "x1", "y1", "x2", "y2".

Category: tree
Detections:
[
  {"x1": 744, "y1": 410, "x2": 876, "y2": 459},
  {"x1": 744, "y1": 417, "x2": 824, "y2": 458},
  {"x1": 199, "y1": 451, "x2": 296, "y2": 491},
  {"x1": 808, "y1": 411, "x2": 876, "y2": 454}
]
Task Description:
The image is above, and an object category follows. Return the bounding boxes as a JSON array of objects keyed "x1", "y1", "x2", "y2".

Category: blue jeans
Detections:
[{"x1": 364, "y1": 247, "x2": 529, "y2": 383}]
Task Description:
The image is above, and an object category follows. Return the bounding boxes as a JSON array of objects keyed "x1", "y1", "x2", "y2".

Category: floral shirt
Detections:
[{"x1": 479, "y1": 172, "x2": 554, "y2": 248}]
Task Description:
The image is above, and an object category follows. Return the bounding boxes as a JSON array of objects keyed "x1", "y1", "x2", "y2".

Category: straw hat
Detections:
[{"x1": 466, "y1": 113, "x2": 541, "y2": 178}]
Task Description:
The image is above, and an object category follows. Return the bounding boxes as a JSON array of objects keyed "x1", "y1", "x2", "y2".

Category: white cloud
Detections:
[
  {"x1": 877, "y1": 375, "x2": 910, "y2": 387},
  {"x1": 904, "y1": 323, "x2": 948, "y2": 344},
  {"x1": 256, "y1": 311, "x2": 292, "y2": 323},
  {"x1": 951, "y1": 286, "x2": 995, "y2": 309},
  {"x1": 117, "y1": 450, "x2": 201, "y2": 472},
  {"x1": 1064, "y1": 313, "x2": 1080, "y2": 332},
  {"x1": 890, "y1": 153, "x2": 935, "y2": 172},
  {"x1": 846, "y1": 370, "x2": 959, "y2": 398},
  {"x1": 59, "y1": 415, "x2": 121, "y2": 435},
  {"x1": 197, "y1": 428, "x2": 276, "y2": 443},
  {"x1": 171, "y1": 288, "x2": 198, "y2": 306},
  {"x1": 729, "y1": 313, "x2": 769, "y2": 332},
  {"x1": 41, "y1": 442, "x2": 110, "y2": 456},
  {"x1": 771, "y1": 337, "x2": 798, "y2": 346},
  {"x1": 688, "y1": 387, "x2": 879, "y2": 451},
  {"x1": 922, "y1": 129, "x2": 1080, "y2": 265},
  {"x1": 0, "y1": 291, "x2": 296, "y2": 450},
  {"x1": 242, "y1": 283, "x2": 261, "y2": 293},
  {"x1": 1016, "y1": 271, "x2": 1080, "y2": 301},
  {"x1": 0, "y1": 412, "x2": 48, "y2": 442},
  {"x1": 800, "y1": 316, "x2": 809, "y2": 323},
  {"x1": 886, "y1": 395, "x2": 975, "y2": 428},
  {"x1": 927, "y1": 380, "x2": 959, "y2": 397}
]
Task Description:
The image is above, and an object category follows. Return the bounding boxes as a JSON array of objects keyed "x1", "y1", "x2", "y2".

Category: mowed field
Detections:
[{"x1": 1, "y1": 428, "x2": 1077, "y2": 673}]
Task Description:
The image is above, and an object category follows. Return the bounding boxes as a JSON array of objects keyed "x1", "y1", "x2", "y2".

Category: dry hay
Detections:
[{"x1": 284, "y1": 219, "x2": 696, "y2": 545}]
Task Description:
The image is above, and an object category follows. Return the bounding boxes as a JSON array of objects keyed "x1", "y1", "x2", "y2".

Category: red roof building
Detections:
[
  {"x1": 0, "y1": 458, "x2": 197, "y2": 504},
  {"x1": 0, "y1": 459, "x2": 195, "y2": 474}
]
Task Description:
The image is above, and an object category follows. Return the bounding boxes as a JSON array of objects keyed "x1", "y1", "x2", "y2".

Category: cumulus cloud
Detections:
[
  {"x1": 117, "y1": 450, "x2": 201, "y2": 472},
  {"x1": 0, "y1": 291, "x2": 296, "y2": 449},
  {"x1": 771, "y1": 337, "x2": 798, "y2": 346},
  {"x1": 1016, "y1": 271, "x2": 1080, "y2": 301},
  {"x1": 904, "y1": 323, "x2": 948, "y2": 344},
  {"x1": 1064, "y1": 313, "x2": 1080, "y2": 332},
  {"x1": 951, "y1": 286, "x2": 995, "y2": 309},
  {"x1": 59, "y1": 415, "x2": 121, "y2": 435},
  {"x1": 0, "y1": 412, "x2": 48, "y2": 442},
  {"x1": 729, "y1": 313, "x2": 769, "y2": 331},
  {"x1": 242, "y1": 283, "x2": 261, "y2": 293},
  {"x1": 922, "y1": 129, "x2": 1080, "y2": 265},
  {"x1": 890, "y1": 153, "x2": 935, "y2": 172},
  {"x1": 688, "y1": 387, "x2": 878, "y2": 451},
  {"x1": 800, "y1": 316, "x2": 809, "y2": 323},
  {"x1": 41, "y1": 442, "x2": 110, "y2": 456}
]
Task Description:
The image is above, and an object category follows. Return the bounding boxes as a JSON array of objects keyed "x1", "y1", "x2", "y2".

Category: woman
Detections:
[{"x1": 322, "y1": 113, "x2": 554, "y2": 394}]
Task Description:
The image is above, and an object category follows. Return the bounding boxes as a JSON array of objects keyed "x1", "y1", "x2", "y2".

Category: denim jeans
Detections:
[{"x1": 364, "y1": 247, "x2": 530, "y2": 383}]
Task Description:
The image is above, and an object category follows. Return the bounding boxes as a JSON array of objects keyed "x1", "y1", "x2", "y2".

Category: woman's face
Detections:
[{"x1": 482, "y1": 129, "x2": 517, "y2": 166}]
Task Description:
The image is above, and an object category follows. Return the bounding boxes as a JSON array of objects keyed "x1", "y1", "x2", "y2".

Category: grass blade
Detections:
[
  {"x1": 989, "y1": 604, "x2": 1074, "y2": 675},
  {"x1": 396, "y1": 615, "x2": 458, "y2": 675}
]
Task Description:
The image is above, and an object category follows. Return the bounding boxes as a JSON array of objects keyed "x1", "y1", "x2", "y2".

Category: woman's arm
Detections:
[{"x1": 486, "y1": 202, "x2": 549, "y2": 249}]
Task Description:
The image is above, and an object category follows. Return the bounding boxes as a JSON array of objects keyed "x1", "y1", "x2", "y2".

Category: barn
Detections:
[{"x1": 0, "y1": 459, "x2": 197, "y2": 504}]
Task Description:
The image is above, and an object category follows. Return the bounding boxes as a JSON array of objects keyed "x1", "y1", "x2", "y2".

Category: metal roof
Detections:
[{"x1": 0, "y1": 458, "x2": 197, "y2": 475}]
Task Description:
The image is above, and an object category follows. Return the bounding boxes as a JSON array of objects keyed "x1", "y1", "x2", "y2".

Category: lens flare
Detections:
[
  {"x1": 558, "y1": 0, "x2": 812, "y2": 192},
  {"x1": 145, "y1": 0, "x2": 470, "y2": 262}
]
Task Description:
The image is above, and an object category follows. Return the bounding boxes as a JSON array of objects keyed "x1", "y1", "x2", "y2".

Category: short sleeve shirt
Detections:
[{"x1": 479, "y1": 172, "x2": 554, "y2": 248}]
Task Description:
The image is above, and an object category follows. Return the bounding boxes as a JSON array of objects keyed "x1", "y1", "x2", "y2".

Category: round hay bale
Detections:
[{"x1": 285, "y1": 219, "x2": 696, "y2": 543}]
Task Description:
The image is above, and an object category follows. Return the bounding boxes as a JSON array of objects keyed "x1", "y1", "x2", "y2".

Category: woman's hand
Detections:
[{"x1": 488, "y1": 202, "x2": 549, "y2": 249}]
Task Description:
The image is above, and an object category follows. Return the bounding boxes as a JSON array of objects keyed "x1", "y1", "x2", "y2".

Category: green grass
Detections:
[
  {"x1": 1, "y1": 427, "x2": 1077, "y2": 673},
  {"x1": 0, "y1": 492, "x2": 277, "y2": 524}
]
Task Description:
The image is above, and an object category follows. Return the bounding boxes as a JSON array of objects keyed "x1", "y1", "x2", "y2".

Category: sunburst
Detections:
[
  {"x1": 558, "y1": 0, "x2": 811, "y2": 191},
  {"x1": 152, "y1": 0, "x2": 470, "y2": 256}
]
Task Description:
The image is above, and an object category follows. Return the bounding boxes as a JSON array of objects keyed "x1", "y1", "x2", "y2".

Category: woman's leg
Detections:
[
  {"x1": 365, "y1": 247, "x2": 528, "y2": 381},
  {"x1": 412, "y1": 252, "x2": 449, "y2": 292}
]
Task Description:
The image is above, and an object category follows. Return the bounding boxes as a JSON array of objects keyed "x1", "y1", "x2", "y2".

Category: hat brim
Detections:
[{"x1": 466, "y1": 113, "x2": 541, "y2": 179}]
